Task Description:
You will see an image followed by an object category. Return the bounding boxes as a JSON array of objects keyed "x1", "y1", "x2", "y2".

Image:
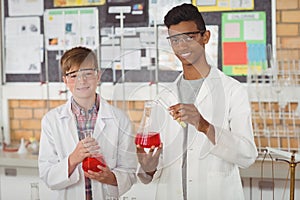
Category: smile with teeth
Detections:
[{"x1": 180, "y1": 52, "x2": 191, "y2": 58}]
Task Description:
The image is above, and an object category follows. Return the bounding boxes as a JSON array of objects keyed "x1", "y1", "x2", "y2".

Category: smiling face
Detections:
[
  {"x1": 60, "y1": 47, "x2": 101, "y2": 107},
  {"x1": 168, "y1": 21, "x2": 210, "y2": 68}
]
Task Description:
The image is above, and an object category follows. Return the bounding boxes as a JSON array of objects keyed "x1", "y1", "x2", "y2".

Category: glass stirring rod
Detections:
[{"x1": 155, "y1": 99, "x2": 187, "y2": 128}]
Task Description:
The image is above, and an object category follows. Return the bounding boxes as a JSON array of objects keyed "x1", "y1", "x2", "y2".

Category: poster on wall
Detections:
[
  {"x1": 221, "y1": 11, "x2": 267, "y2": 76},
  {"x1": 8, "y1": 0, "x2": 44, "y2": 16},
  {"x1": 44, "y1": 7, "x2": 99, "y2": 51},
  {"x1": 192, "y1": 0, "x2": 254, "y2": 12},
  {"x1": 54, "y1": 0, "x2": 105, "y2": 7},
  {"x1": 5, "y1": 17, "x2": 43, "y2": 74}
]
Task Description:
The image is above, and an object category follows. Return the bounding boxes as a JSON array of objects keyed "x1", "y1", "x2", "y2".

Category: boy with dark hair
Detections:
[{"x1": 136, "y1": 4, "x2": 257, "y2": 200}]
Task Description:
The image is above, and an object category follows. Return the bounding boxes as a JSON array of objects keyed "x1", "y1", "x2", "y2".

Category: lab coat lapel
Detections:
[
  {"x1": 60, "y1": 99, "x2": 80, "y2": 145},
  {"x1": 94, "y1": 116, "x2": 105, "y2": 139},
  {"x1": 194, "y1": 67, "x2": 225, "y2": 142},
  {"x1": 93, "y1": 98, "x2": 113, "y2": 139},
  {"x1": 195, "y1": 67, "x2": 219, "y2": 105}
]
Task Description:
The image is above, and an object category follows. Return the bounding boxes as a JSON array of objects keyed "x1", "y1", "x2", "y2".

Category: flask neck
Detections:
[{"x1": 138, "y1": 101, "x2": 154, "y2": 134}]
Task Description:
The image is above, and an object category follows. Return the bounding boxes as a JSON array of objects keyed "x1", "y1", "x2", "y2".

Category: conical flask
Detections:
[
  {"x1": 80, "y1": 129, "x2": 106, "y2": 172},
  {"x1": 30, "y1": 182, "x2": 40, "y2": 200},
  {"x1": 135, "y1": 100, "x2": 161, "y2": 148}
]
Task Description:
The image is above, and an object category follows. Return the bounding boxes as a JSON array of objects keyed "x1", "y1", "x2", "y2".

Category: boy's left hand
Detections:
[{"x1": 84, "y1": 165, "x2": 117, "y2": 186}]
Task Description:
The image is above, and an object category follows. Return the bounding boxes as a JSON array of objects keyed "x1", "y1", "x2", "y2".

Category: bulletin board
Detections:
[
  {"x1": 1, "y1": 0, "x2": 274, "y2": 83},
  {"x1": 2, "y1": 0, "x2": 108, "y2": 83},
  {"x1": 2, "y1": 0, "x2": 149, "y2": 83}
]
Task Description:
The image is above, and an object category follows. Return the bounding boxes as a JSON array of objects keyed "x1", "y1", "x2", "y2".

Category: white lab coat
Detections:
[
  {"x1": 138, "y1": 67, "x2": 258, "y2": 200},
  {"x1": 39, "y1": 97, "x2": 137, "y2": 200}
]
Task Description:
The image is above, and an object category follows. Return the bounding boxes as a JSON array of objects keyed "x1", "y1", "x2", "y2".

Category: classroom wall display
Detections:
[{"x1": 1, "y1": 0, "x2": 274, "y2": 83}]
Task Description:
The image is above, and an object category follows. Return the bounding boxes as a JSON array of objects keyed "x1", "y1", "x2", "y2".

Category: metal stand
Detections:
[
  {"x1": 276, "y1": 152, "x2": 300, "y2": 200},
  {"x1": 110, "y1": 6, "x2": 129, "y2": 110}
]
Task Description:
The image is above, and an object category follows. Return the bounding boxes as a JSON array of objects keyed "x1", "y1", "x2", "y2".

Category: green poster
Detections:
[{"x1": 222, "y1": 11, "x2": 267, "y2": 76}]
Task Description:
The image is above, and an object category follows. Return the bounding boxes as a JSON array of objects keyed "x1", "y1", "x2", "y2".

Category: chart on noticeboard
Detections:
[
  {"x1": 44, "y1": 7, "x2": 99, "y2": 51},
  {"x1": 221, "y1": 11, "x2": 267, "y2": 76}
]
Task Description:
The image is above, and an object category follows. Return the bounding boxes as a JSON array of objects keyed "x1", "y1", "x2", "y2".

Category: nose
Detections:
[
  {"x1": 77, "y1": 72, "x2": 87, "y2": 81},
  {"x1": 175, "y1": 38, "x2": 190, "y2": 48},
  {"x1": 178, "y1": 38, "x2": 187, "y2": 44}
]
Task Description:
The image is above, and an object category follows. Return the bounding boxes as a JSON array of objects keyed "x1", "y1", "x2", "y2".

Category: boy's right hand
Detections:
[{"x1": 136, "y1": 143, "x2": 163, "y2": 176}]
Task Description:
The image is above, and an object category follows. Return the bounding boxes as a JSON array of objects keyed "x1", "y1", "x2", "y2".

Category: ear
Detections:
[
  {"x1": 97, "y1": 70, "x2": 101, "y2": 82},
  {"x1": 62, "y1": 76, "x2": 67, "y2": 84},
  {"x1": 202, "y1": 30, "x2": 210, "y2": 44}
]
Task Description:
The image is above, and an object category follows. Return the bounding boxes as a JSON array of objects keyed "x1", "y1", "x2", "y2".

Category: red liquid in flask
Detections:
[
  {"x1": 135, "y1": 132, "x2": 161, "y2": 148},
  {"x1": 82, "y1": 156, "x2": 106, "y2": 172}
]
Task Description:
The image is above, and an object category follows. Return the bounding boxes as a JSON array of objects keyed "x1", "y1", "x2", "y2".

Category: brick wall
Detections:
[
  {"x1": 276, "y1": 0, "x2": 300, "y2": 60},
  {"x1": 251, "y1": 101, "x2": 300, "y2": 151},
  {"x1": 9, "y1": 100, "x2": 66, "y2": 142},
  {"x1": 107, "y1": 100, "x2": 145, "y2": 132}
]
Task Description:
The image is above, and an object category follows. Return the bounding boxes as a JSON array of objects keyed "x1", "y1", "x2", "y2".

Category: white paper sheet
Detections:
[
  {"x1": 5, "y1": 17, "x2": 40, "y2": 36},
  {"x1": 8, "y1": 0, "x2": 44, "y2": 16},
  {"x1": 5, "y1": 17, "x2": 42, "y2": 74},
  {"x1": 5, "y1": 35, "x2": 42, "y2": 74}
]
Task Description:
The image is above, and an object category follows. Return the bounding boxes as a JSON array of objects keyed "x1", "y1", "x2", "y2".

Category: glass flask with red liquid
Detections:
[
  {"x1": 81, "y1": 129, "x2": 106, "y2": 172},
  {"x1": 135, "y1": 101, "x2": 161, "y2": 148},
  {"x1": 82, "y1": 154, "x2": 106, "y2": 172}
]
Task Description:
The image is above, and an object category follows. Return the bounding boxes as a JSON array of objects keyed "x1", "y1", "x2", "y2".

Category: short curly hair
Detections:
[{"x1": 164, "y1": 3, "x2": 206, "y2": 32}]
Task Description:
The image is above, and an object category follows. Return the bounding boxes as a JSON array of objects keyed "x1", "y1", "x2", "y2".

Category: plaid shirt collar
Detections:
[{"x1": 71, "y1": 94, "x2": 100, "y2": 116}]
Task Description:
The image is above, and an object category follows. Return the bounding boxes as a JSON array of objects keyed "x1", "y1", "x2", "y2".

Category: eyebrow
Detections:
[
  {"x1": 166, "y1": 30, "x2": 205, "y2": 39},
  {"x1": 65, "y1": 68, "x2": 96, "y2": 76},
  {"x1": 65, "y1": 70, "x2": 77, "y2": 76}
]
